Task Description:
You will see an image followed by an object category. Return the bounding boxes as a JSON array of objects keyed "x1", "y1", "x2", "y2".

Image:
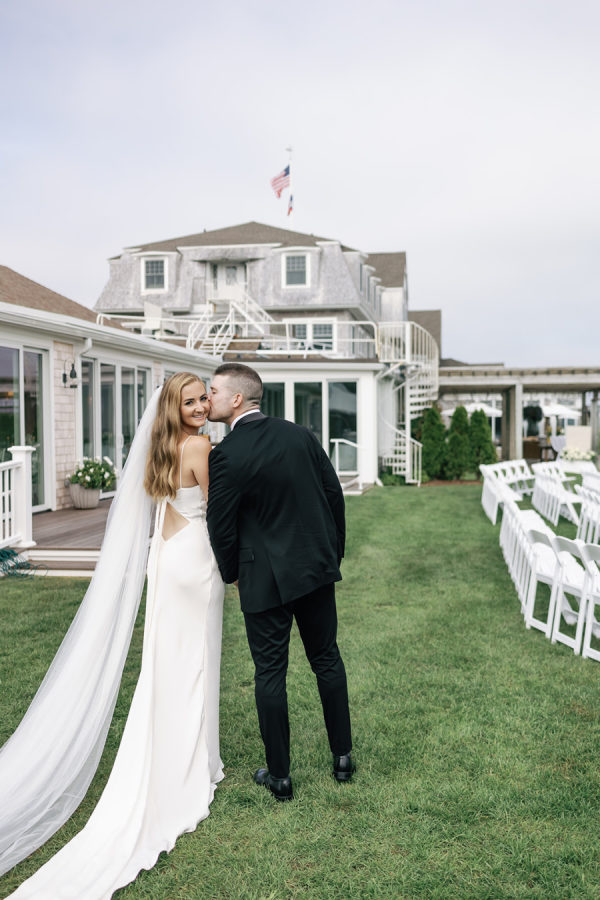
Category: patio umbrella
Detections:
[
  {"x1": 441, "y1": 402, "x2": 502, "y2": 418},
  {"x1": 541, "y1": 403, "x2": 581, "y2": 419}
]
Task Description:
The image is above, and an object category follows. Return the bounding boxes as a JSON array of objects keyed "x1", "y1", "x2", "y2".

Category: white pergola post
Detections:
[
  {"x1": 8, "y1": 446, "x2": 36, "y2": 550},
  {"x1": 591, "y1": 391, "x2": 599, "y2": 454},
  {"x1": 507, "y1": 383, "x2": 523, "y2": 460}
]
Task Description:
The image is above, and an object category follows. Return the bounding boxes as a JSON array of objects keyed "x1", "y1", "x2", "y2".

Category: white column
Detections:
[
  {"x1": 590, "y1": 391, "x2": 599, "y2": 455},
  {"x1": 357, "y1": 375, "x2": 379, "y2": 484},
  {"x1": 8, "y1": 446, "x2": 36, "y2": 549},
  {"x1": 508, "y1": 383, "x2": 523, "y2": 460}
]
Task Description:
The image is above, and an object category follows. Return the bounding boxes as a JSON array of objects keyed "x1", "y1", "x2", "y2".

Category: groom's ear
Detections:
[{"x1": 231, "y1": 392, "x2": 244, "y2": 409}]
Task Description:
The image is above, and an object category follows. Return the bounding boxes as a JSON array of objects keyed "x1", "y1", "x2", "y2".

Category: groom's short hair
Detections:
[{"x1": 213, "y1": 363, "x2": 263, "y2": 405}]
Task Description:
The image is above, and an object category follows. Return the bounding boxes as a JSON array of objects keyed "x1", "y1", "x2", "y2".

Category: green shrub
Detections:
[
  {"x1": 421, "y1": 405, "x2": 447, "y2": 479},
  {"x1": 444, "y1": 406, "x2": 471, "y2": 479},
  {"x1": 469, "y1": 409, "x2": 497, "y2": 474}
]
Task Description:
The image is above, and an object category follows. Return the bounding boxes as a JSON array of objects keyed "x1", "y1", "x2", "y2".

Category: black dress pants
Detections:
[{"x1": 243, "y1": 582, "x2": 352, "y2": 778}]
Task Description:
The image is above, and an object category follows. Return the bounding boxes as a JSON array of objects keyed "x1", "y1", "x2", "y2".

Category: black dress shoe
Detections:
[
  {"x1": 253, "y1": 767, "x2": 293, "y2": 801},
  {"x1": 332, "y1": 753, "x2": 356, "y2": 782}
]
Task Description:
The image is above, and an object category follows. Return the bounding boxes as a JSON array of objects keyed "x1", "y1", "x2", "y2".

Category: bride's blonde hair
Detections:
[{"x1": 144, "y1": 372, "x2": 206, "y2": 501}]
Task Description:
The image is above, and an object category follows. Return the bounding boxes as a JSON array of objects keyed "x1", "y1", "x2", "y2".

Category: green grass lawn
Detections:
[{"x1": 1, "y1": 485, "x2": 600, "y2": 899}]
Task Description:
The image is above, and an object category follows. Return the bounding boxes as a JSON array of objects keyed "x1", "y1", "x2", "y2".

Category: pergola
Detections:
[{"x1": 438, "y1": 366, "x2": 600, "y2": 459}]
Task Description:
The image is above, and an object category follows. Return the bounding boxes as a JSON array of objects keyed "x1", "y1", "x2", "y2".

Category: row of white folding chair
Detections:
[
  {"x1": 531, "y1": 474, "x2": 581, "y2": 526},
  {"x1": 574, "y1": 492, "x2": 600, "y2": 544},
  {"x1": 499, "y1": 500, "x2": 553, "y2": 613},
  {"x1": 523, "y1": 532, "x2": 600, "y2": 659},
  {"x1": 532, "y1": 461, "x2": 571, "y2": 481},
  {"x1": 481, "y1": 460, "x2": 534, "y2": 496}
]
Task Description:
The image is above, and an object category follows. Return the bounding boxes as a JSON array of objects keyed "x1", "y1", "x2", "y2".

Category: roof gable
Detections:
[
  {"x1": 0, "y1": 266, "x2": 97, "y2": 323},
  {"x1": 129, "y1": 221, "x2": 356, "y2": 253}
]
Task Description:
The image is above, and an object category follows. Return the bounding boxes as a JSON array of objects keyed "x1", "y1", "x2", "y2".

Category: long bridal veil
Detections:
[{"x1": 0, "y1": 386, "x2": 162, "y2": 876}]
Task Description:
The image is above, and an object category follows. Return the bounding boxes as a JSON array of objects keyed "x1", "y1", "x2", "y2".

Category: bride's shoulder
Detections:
[{"x1": 185, "y1": 434, "x2": 212, "y2": 456}]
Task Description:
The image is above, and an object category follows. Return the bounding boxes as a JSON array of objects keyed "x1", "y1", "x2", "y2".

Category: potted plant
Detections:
[{"x1": 67, "y1": 457, "x2": 116, "y2": 509}]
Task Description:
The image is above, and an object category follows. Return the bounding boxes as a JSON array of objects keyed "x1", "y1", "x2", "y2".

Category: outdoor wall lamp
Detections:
[{"x1": 62, "y1": 362, "x2": 79, "y2": 388}]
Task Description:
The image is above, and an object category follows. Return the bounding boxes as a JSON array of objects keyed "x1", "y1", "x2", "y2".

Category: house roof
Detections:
[
  {"x1": 0, "y1": 266, "x2": 98, "y2": 323},
  {"x1": 365, "y1": 252, "x2": 406, "y2": 288},
  {"x1": 130, "y1": 221, "x2": 357, "y2": 253}
]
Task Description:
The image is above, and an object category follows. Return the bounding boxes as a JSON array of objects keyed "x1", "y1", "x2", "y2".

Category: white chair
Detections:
[
  {"x1": 531, "y1": 471, "x2": 581, "y2": 526},
  {"x1": 481, "y1": 473, "x2": 519, "y2": 525},
  {"x1": 581, "y1": 544, "x2": 600, "y2": 662},
  {"x1": 550, "y1": 536, "x2": 589, "y2": 654},
  {"x1": 575, "y1": 495, "x2": 600, "y2": 545},
  {"x1": 582, "y1": 472, "x2": 600, "y2": 496},
  {"x1": 523, "y1": 529, "x2": 560, "y2": 634}
]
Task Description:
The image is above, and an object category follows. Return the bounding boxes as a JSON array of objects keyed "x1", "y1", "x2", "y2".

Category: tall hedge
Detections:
[
  {"x1": 421, "y1": 405, "x2": 447, "y2": 479},
  {"x1": 445, "y1": 405, "x2": 471, "y2": 479},
  {"x1": 469, "y1": 409, "x2": 497, "y2": 473}
]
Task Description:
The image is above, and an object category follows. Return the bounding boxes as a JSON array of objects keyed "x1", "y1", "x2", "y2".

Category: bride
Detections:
[{"x1": 0, "y1": 372, "x2": 224, "y2": 899}]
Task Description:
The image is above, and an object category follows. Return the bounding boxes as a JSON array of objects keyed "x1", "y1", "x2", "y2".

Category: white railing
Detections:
[
  {"x1": 0, "y1": 447, "x2": 35, "y2": 551},
  {"x1": 330, "y1": 439, "x2": 362, "y2": 492}
]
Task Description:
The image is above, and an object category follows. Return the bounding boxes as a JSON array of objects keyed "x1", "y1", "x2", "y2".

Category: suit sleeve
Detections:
[
  {"x1": 206, "y1": 447, "x2": 242, "y2": 584},
  {"x1": 318, "y1": 443, "x2": 346, "y2": 563}
]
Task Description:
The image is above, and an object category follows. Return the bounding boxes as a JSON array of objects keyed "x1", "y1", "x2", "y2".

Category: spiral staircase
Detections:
[{"x1": 377, "y1": 322, "x2": 439, "y2": 484}]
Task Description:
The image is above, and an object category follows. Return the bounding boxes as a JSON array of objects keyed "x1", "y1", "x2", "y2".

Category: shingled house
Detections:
[{"x1": 96, "y1": 222, "x2": 440, "y2": 487}]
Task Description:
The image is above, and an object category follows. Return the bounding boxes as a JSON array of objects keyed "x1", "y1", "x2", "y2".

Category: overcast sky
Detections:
[{"x1": 1, "y1": 0, "x2": 598, "y2": 366}]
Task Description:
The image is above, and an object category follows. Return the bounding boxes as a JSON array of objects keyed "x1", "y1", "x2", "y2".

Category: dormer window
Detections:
[
  {"x1": 143, "y1": 258, "x2": 166, "y2": 292},
  {"x1": 285, "y1": 255, "x2": 307, "y2": 286}
]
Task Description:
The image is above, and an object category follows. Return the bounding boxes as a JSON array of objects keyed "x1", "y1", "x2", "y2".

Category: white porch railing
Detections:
[
  {"x1": 0, "y1": 447, "x2": 36, "y2": 550},
  {"x1": 330, "y1": 439, "x2": 363, "y2": 492}
]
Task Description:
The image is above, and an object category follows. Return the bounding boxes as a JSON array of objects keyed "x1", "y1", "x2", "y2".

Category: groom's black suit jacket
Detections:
[{"x1": 206, "y1": 412, "x2": 345, "y2": 614}]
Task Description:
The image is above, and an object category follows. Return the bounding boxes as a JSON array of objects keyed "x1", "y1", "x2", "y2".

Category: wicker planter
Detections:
[{"x1": 69, "y1": 483, "x2": 101, "y2": 509}]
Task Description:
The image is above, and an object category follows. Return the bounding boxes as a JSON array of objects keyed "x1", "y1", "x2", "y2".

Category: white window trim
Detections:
[
  {"x1": 281, "y1": 252, "x2": 311, "y2": 289},
  {"x1": 140, "y1": 256, "x2": 168, "y2": 295}
]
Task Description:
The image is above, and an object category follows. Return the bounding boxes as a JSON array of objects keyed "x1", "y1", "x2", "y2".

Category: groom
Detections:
[{"x1": 206, "y1": 363, "x2": 354, "y2": 801}]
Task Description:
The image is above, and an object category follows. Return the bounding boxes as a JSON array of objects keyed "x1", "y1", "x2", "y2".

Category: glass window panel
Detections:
[
  {"x1": 294, "y1": 382, "x2": 322, "y2": 443},
  {"x1": 137, "y1": 368, "x2": 149, "y2": 422},
  {"x1": 101, "y1": 363, "x2": 116, "y2": 471},
  {"x1": 81, "y1": 360, "x2": 94, "y2": 458},
  {"x1": 121, "y1": 367, "x2": 136, "y2": 466},
  {"x1": 145, "y1": 259, "x2": 164, "y2": 290},
  {"x1": 329, "y1": 382, "x2": 357, "y2": 470},
  {"x1": 286, "y1": 255, "x2": 306, "y2": 285},
  {"x1": 23, "y1": 351, "x2": 44, "y2": 506},
  {"x1": 0, "y1": 346, "x2": 19, "y2": 462},
  {"x1": 262, "y1": 383, "x2": 285, "y2": 419},
  {"x1": 312, "y1": 323, "x2": 333, "y2": 350},
  {"x1": 225, "y1": 265, "x2": 237, "y2": 285},
  {"x1": 292, "y1": 323, "x2": 307, "y2": 341}
]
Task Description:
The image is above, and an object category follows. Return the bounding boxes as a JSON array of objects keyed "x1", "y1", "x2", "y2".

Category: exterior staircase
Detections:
[
  {"x1": 187, "y1": 290, "x2": 275, "y2": 355},
  {"x1": 377, "y1": 322, "x2": 439, "y2": 484}
]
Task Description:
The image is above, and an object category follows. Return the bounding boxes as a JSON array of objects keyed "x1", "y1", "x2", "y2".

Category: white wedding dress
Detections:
[{"x1": 8, "y1": 453, "x2": 224, "y2": 899}]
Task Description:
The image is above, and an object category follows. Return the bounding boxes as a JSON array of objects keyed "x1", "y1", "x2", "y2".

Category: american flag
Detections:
[
  {"x1": 287, "y1": 194, "x2": 293, "y2": 216},
  {"x1": 271, "y1": 165, "x2": 290, "y2": 198}
]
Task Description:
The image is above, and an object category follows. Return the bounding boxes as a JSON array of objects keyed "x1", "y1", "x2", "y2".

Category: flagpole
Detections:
[{"x1": 285, "y1": 145, "x2": 293, "y2": 220}]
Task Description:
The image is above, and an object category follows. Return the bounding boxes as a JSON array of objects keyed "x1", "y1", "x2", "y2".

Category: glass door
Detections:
[
  {"x1": 329, "y1": 382, "x2": 357, "y2": 471},
  {"x1": 23, "y1": 351, "x2": 45, "y2": 506},
  {"x1": 0, "y1": 347, "x2": 19, "y2": 463},
  {"x1": 294, "y1": 382, "x2": 323, "y2": 443},
  {"x1": 100, "y1": 363, "x2": 116, "y2": 467},
  {"x1": 121, "y1": 367, "x2": 136, "y2": 467}
]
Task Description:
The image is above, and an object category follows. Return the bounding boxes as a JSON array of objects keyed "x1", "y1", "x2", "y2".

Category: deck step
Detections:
[{"x1": 27, "y1": 548, "x2": 99, "y2": 576}]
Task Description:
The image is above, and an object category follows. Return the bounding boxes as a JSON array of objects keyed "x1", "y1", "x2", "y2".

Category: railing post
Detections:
[{"x1": 8, "y1": 446, "x2": 36, "y2": 549}]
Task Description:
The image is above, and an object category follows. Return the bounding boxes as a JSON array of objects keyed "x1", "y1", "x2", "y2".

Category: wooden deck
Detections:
[
  {"x1": 27, "y1": 500, "x2": 113, "y2": 575},
  {"x1": 32, "y1": 499, "x2": 113, "y2": 549}
]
